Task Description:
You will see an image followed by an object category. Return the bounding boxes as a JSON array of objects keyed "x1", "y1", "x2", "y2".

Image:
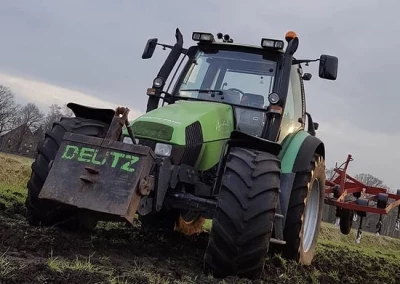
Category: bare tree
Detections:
[
  {"x1": 354, "y1": 173, "x2": 390, "y2": 189},
  {"x1": 9, "y1": 102, "x2": 45, "y2": 153},
  {"x1": 41, "y1": 104, "x2": 74, "y2": 133},
  {"x1": 0, "y1": 85, "x2": 19, "y2": 133},
  {"x1": 17, "y1": 102, "x2": 45, "y2": 131},
  {"x1": 62, "y1": 104, "x2": 74, "y2": 117}
]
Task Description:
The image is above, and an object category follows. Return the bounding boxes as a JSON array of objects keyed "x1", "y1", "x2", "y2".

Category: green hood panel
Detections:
[{"x1": 129, "y1": 100, "x2": 235, "y2": 145}]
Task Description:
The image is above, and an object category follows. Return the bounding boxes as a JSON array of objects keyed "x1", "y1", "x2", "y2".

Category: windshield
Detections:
[{"x1": 176, "y1": 49, "x2": 278, "y2": 110}]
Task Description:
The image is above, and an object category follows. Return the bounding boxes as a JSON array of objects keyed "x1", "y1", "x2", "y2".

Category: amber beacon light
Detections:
[{"x1": 285, "y1": 31, "x2": 297, "y2": 42}]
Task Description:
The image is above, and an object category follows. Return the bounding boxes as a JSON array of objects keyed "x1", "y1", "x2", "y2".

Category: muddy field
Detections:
[
  {"x1": 1, "y1": 200, "x2": 400, "y2": 284},
  {"x1": 1, "y1": 154, "x2": 400, "y2": 284}
]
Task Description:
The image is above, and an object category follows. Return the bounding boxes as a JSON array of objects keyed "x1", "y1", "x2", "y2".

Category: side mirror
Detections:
[
  {"x1": 319, "y1": 55, "x2": 338, "y2": 80},
  {"x1": 142, "y1": 38, "x2": 158, "y2": 59}
]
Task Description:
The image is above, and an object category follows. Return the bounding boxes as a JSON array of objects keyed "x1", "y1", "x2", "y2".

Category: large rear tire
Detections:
[
  {"x1": 25, "y1": 117, "x2": 109, "y2": 229},
  {"x1": 281, "y1": 154, "x2": 325, "y2": 265},
  {"x1": 204, "y1": 147, "x2": 280, "y2": 279}
]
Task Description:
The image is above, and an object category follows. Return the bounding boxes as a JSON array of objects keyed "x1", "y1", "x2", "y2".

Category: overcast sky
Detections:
[{"x1": 0, "y1": 0, "x2": 399, "y2": 189}]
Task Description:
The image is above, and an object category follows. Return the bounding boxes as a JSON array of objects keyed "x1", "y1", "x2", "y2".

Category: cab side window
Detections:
[{"x1": 278, "y1": 65, "x2": 304, "y2": 142}]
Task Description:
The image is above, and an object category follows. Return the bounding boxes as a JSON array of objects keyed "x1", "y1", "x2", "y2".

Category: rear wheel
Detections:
[
  {"x1": 281, "y1": 154, "x2": 325, "y2": 265},
  {"x1": 25, "y1": 117, "x2": 109, "y2": 229},
  {"x1": 204, "y1": 147, "x2": 280, "y2": 279}
]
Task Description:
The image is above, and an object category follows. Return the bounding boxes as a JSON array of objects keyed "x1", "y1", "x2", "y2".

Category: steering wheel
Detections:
[{"x1": 227, "y1": 88, "x2": 245, "y2": 97}]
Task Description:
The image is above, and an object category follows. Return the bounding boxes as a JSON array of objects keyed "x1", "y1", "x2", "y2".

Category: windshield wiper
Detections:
[{"x1": 180, "y1": 89, "x2": 223, "y2": 95}]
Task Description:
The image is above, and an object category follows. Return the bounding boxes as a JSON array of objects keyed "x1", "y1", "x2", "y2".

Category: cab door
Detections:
[{"x1": 278, "y1": 64, "x2": 305, "y2": 143}]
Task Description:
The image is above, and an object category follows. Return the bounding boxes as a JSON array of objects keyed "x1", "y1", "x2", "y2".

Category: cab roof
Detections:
[{"x1": 196, "y1": 41, "x2": 285, "y2": 54}]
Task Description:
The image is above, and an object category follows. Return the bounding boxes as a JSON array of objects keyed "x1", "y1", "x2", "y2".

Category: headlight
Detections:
[
  {"x1": 123, "y1": 136, "x2": 139, "y2": 144},
  {"x1": 154, "y1": 143, "x2": 172, "y2": 157}
]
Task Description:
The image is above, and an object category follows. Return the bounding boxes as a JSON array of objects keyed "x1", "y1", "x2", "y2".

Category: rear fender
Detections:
[
  {"x1": 279, "y1": 130, "x2": 325, "y2": 225},
  {"x1": 67, "y1": 102, "x2": 115, "y2": 125}
]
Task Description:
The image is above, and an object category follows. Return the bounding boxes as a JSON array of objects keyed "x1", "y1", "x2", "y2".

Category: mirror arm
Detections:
[
  {"x1": 292, "y1": 58, "x2": 319, "y2": 65},
  {"x1": 156, "y1": 43, "x2": 188, "y2": 54},
  {"x1": 305, "y1": 112, "x2": 317, "y2": 136},
  {"x1": 157, "y1": 43, "x2": 174, "y2": 49}
]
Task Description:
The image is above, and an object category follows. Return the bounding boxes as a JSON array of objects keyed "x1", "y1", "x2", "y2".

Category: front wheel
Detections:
[
  {"x1": 203, "y1": 147, "x2": 280, "y2": 279},
  {"x1": 280, "y1": 154, "x2": 325, "y2": 265}
]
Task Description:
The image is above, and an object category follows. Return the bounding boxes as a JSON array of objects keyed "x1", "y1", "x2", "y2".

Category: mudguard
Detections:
[
  {"x1": 280, "y1": 130, "x2": 324, "y2": 174},
  {"x1": 226, "y1": 130, "x2": 282, "y2": 155},
  {"x1": 67, "y1": 102, "x2": 115, "y2": 125},
  {"x1": 292, "y1": 135, "x2": 325, "y2": 172},
  {"x1": 277, "y1": 130, "x2": 325, "y2": 227}
]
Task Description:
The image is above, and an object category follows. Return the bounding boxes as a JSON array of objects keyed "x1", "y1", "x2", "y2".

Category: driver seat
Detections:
[
  {"x1": 240, "y1": 93, "x2": 265, "y2": 108},
  {"x1": 237, "y1": 93, "x2": 265, "y2": 136}
]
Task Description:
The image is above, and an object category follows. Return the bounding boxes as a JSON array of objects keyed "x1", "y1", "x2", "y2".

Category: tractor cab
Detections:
[
  {"x1": 175, "y1": 43, "x2": 277, "y2": 137},
  {"x1": 141, "y1": 30, "x2": 338, "y2": 143}
]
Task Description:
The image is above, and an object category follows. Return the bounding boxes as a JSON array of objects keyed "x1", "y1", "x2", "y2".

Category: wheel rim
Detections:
[{"x1": 302, "y1": 178, "x2": 320, "y2": 252}]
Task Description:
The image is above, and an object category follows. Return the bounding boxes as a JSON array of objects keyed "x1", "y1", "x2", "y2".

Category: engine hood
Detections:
[{"x1": 127, "y1": 100, "x2": 235, "y2": 145}]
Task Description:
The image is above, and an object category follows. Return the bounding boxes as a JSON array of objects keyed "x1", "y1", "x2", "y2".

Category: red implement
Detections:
[{"x1": 324, "y1": 154, "x2": 400, "y2": 240}]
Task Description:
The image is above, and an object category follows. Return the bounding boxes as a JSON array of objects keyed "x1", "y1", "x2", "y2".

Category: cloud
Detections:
[
  {"x1": 318, "y1": 118, "x2": 400, "y2": 190},
  {"x1": 0, "y1": 73, "x2": 143, "y2": 120}
]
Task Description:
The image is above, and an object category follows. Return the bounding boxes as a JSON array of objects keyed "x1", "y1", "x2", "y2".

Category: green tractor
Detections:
[{"x1": 25, "y1": 29, "x2": 338, "y2": 279}]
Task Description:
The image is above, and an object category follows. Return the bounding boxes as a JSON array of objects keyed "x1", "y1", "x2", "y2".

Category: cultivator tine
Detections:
[
  {"x1": 353, "y1": 213, "x2": 358, "y2": 222},
  {"x1": 334, "y1": 207, "x2": 340, "y2": 226},
  {"x1": 356, "y1": 216, "x2": 363, "y2": 244},
  {"x1": 396, "y1": 208, "x2": 400, "y2": 231},
  {"x1": 356, "y1": 229, "x2": 362, "y2": 244},
  {"x1": 375, "y1": 215, "x2": 383, "y2": 236}
]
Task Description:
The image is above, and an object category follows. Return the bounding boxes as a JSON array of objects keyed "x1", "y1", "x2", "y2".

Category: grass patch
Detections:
[
  {"x1": 318, "y1": 222, "x2": 400, "y2": 261},
  {"x1": 48, "y1": 251, "x2": 98, "y2": 273},
  {"x1": 0, "y1": 250, "x2": 15, "y2": 278},
  {"x1": 0, "y1": 152, "x2": 32, "y2": 213}
]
